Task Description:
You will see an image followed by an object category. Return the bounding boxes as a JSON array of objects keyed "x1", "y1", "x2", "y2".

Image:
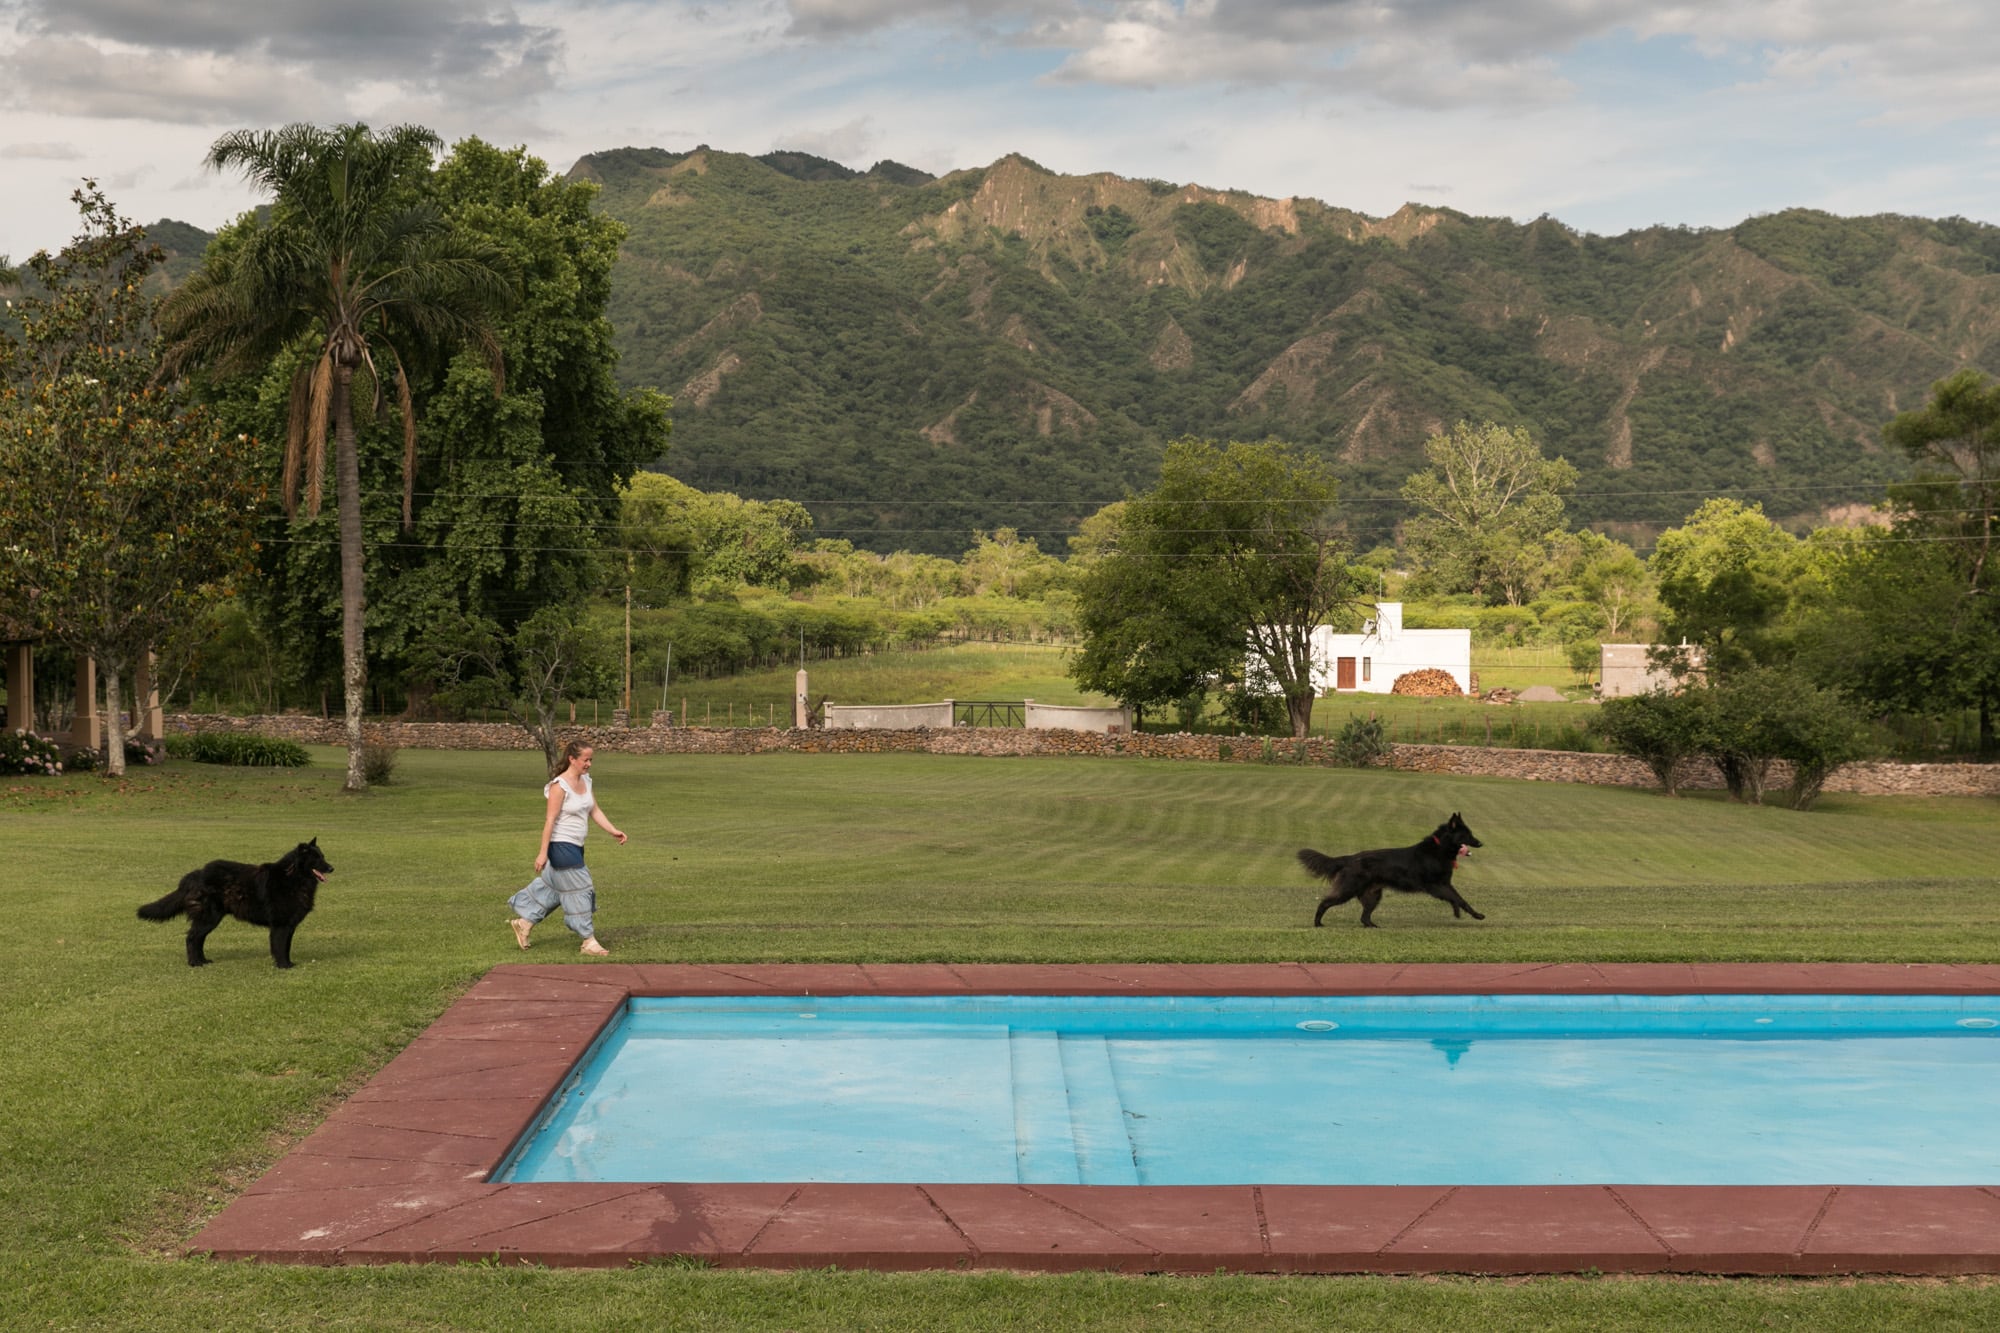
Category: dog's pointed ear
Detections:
[{"x1": 309, "y1": 837, "x2": 318, "y2": 847}]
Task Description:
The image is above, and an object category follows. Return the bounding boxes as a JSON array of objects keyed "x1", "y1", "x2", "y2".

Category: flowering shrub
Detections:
[
  {"x1": 0, "y1": 729, "x2": 64, "y2": 776},
  {"x1": 63, "y1": 739, "x2": 160, "y2": 773}
]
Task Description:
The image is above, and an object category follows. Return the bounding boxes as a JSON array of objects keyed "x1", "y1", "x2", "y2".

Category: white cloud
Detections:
[
  {"x1": 3, "y1": 0, "x2": 2000, "y2": 257},
  {"x1": 772, "y1": 117, "x2": 882, "y2": 164},
  {"x1": 0, "y1": 140, "x2": 84, "y2": 159},
  {"x1": 2, "y1": 0, "x2": 565, "y2": 123}
]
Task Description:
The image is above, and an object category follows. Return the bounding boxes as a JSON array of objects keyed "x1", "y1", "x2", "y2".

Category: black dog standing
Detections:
[
  {"x1": 138, "y1": 838, "x2": 335, "y2": 967},
  {"x1": 1300, "y1": 813, "x2": 1484, "y2": 928}
]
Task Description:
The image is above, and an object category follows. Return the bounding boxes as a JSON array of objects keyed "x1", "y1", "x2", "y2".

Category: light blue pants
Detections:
[{"x1": 509, "y1": 864, "x2": 596, "y2": 939}]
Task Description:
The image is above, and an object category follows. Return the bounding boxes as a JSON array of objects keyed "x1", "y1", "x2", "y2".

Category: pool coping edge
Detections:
[{"x1": 188, "y1": 963, "x2": 2000, "y2": 1275}]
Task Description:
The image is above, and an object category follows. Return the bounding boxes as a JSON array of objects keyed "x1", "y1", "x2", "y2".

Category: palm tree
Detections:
[{"x1": 158, "y1": 123, "x2": 515, "y2": 790}]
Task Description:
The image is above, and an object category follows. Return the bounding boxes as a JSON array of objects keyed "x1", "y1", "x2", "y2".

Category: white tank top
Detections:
[{"x1": 544, "y1": 773, "x2": 594, "y2": 844}]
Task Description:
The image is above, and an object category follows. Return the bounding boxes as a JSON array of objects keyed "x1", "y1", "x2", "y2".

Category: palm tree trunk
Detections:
[{"x1": 333, "y1": 364, "x2": 368, "y2": 791}]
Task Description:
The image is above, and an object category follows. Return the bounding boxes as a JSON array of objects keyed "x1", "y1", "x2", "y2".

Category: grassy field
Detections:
[
  {"x1": 585, "y1": 641, "x2": 1604, "y2": 746},
  {"x1": 5, "y1": 748, "x2": 2000, "y2": 1330}
]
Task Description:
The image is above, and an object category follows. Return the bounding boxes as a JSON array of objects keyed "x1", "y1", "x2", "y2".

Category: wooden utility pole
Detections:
[{"x1": 622, "y1": 583, "x2": 633, "y2": 714}]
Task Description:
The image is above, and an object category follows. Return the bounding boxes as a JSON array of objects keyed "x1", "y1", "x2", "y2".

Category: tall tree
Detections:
[
  {"x1": 1400, "y1": 421, "x2": 1579, "y2": 606},
  {"x1": 156, "y1": 122, "x2": 516, "y2": 790},
  {"x1": 1070, "y1": 438, "x2": 1367, "y2": 738},
  {"x1": 1803, "y1": 370, "x2": 2000, "y2": 753},
  {"x1": 1884, "y1": 369, "x2": 2000, "y2": 591},
  {"x1": 0, "y1": 186, "x2": 262, "y2": 776},
  {"x1": 1570, "y1": 530, "x2": 1652, "y2": 638},
  {"x1": 618, "y1": 472, "x2": 809, "y2": 603},
  {"x1": 1650, "y1": 498, "x2": 1799, "y2": 679}
]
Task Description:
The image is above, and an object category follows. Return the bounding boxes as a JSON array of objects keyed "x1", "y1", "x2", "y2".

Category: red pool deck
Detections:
[{"x1": 191, "y1": 963, "x2": 2000, "y2": 1274}]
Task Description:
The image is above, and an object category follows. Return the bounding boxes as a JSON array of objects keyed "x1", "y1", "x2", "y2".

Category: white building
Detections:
[
  {"x1": 1305, "y1": 602, "x2": 1472, "y2": 696},
  {"x1": 1599, "y1": 643, "x2": 1703, "y2": 698}
]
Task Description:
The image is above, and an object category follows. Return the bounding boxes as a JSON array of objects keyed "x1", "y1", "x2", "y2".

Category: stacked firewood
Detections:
[
  {"x1": 1482, "y1": 687, "x2": 1520, "y2": 705},
  {"x1": 1390, "y1": 669, "x2": 1463, "y2": 697}
]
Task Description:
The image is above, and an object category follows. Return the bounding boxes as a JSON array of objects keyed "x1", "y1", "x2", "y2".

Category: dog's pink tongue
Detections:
[{"x1": 1457, "y1": 845, "x2": 1472, "y2": 861}]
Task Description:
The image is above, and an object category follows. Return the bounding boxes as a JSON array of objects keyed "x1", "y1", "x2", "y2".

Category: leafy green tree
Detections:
[
  {"x1": 1797, "y1": 527, "x2": 2000, "y2": 754},
  {"x1": 419, "y1": 605, "x2": 618, "y2": 774},
  {"x1": 1650, "y1": 498, "x2": 1799, "y2": 679},
  {"x1": 1401, "y1": 421, "x2": 1578, "y2": 606},
  {"x1": 1885, "y1": 369, "x2": 2000, "y2": 586},
  {"x1": 961, "y1": 527, "x2": 1062, "y2": 598},
  {"x1": 1762, "y1": 676, "x2": 1871, "y2": 810},
  {"x1": 1069, "y1": 534, "x2": 1230, "y2": 725},
  {"x1": 1570, "y1": 530, "x2": 1652, "y2": 637},
  {"x1": 619, "y1": 472, "x2": 810, "y2": 602},
  {"x1": 1596, "y1": 688, "x2": 1704, "y2": 796},
  {"x1": 1691, "y1": 672, "x2": 1782, "y2": 804},
  {"x1": 1684, "y1": 667, "x2": 1870, "y2": 808},
  {"x1": 1866, "y1": 369, "x2": 2000, "y2": 751},
  {"x1": 156, "y1": 122, "x2": 516, "y2": 791},
  {"x1": 1070, "y1": 438, "x2": 1367, "y2": 737},
  {"x1": 0, "y1": 186, "x2": 261, "y2": 776}
]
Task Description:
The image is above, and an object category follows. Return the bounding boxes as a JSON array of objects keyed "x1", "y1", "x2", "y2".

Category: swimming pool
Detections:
[
  {"x1": 498, "y1": 993, "x2": 2000, "y2": 1187},
  {"x1": 191, "y1": 964, "x2": 2000, "y2": 1274}
]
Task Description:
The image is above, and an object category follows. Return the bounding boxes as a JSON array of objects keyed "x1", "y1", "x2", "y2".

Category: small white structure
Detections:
[
  {"x1": 1288, "y1": 603, "x2": 1472, "y2": 696},
  {"x1": 1599, "y1": 643, "x2": 1703, "y2": 699},
  {"x1": 824, "y1": 702, "x2": 955, "y2": 729},
  {"x1": 1025, "y1": 702, "x2": 1133, "y2": 733}
]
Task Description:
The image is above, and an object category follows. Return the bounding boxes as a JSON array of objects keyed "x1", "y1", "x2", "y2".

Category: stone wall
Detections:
[{"x1": 164, "y1": 714, "x2": 2000, "y2": 797}]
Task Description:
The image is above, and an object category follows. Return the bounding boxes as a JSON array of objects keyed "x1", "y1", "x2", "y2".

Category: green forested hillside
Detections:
[
  {"x1": 129, "y1": 147, "x2": 2000, "y2": 554},
  {"x1": 578, "y1": 145, "x2": 2000, "y2": 551}
]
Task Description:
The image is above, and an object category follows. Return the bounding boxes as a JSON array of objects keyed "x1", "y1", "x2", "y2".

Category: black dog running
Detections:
[{"x1": 1299, "y1": 813, "x2": 1483, "y2": 928}]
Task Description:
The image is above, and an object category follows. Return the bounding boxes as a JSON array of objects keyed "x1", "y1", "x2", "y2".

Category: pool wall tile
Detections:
[
  {"x1": 861, "y1": 963, "x2": 973, "y2": 993},
  {"x1": 922, "y1": 1185, "x2": 1157, "y2": 1270},
  {"x1": 1802, "y1": 1187, "x2": 2000, "y2": 1274},
  {"x1": 243, "y1": 1153, "x2": 488, "y2": 1196},
  {"x1": 1611, "y1": 1185, "x2": 1831, "y2": 1272},
  {"x1": 188, "y1": 963, "x2": 2000, "y2": 1275},
  {"x1": 1258, "y1": 1185, "x2": 1454, "y2": 1269},
  {"x1": 196, "y1": 1182, "x2": 503, "y2": 1263},
  {"x1": 743, "y1": 1184, "x2": 976, "y2": 1268},
  {"x1": 1381, "y1": 1186, "x2": 1674, "y2": 1273},
  {"x1": 454, "y1": 1182, "x2": 805, "y2": 1267},
  {"x1": 345, "y1": 1182, "x2": 668, "y2": 1264},
  {"x1": 1028, "y1": 1184, "x2": 1266, "y2": 1266}
]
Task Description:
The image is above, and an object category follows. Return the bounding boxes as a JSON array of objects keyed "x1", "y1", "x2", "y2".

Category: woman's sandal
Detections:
[{"x1": 509, "y1": 918, "x2": 533, "y2": 950}]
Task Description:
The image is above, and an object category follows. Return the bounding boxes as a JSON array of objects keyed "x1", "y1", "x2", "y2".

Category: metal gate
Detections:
[{"x1": 953, "y1": 700, "x2": 1025, "y2": 727}]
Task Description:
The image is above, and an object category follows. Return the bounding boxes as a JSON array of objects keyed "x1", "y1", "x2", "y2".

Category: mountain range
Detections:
[{"x1": 146, "y1": 146, "x2": 2000, "y2": 554}]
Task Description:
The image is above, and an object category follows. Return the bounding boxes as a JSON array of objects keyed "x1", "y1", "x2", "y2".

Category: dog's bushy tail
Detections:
[
  {"x1": 1297, "y1": 848, "x2": 1350, "y2": 882},
  {"x1": 136, "y1": 877, "x2": 193, "y2": 922}
]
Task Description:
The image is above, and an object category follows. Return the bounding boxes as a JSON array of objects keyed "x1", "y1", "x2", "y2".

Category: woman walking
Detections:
[{"x1": 508, "y1": 741, "x2": 627, "y2": 956}]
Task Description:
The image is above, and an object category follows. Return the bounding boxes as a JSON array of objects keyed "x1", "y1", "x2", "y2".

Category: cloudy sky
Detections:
[{"x1": 4, "y1": 0, "x2": 1999, "y2": 260}]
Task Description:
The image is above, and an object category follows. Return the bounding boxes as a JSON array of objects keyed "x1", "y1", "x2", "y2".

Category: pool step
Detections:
[
  {"x1": 1008, "y1": 1031, "x2": 1141, "y2": 1184},
  {"x1": 1008, "y1": 1029, "x2": 1081, "y2": 1183},
  {"x1": 1059, "y1": 1034, "x2": 1141, "y2": 1186}
]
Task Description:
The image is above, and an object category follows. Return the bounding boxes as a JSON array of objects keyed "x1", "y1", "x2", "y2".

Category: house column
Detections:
[
  {"x1": 2, "y1": 641, "x2": 33, "y2": 732},
  {"x1": 132, "y1": 652, "x2": 165, "y2": 743},
  {"x1": 69, "y1": 656, "x2": 99, "y2": 753}
]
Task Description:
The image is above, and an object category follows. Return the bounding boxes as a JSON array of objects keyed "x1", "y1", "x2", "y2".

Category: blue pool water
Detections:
[{"x1": 496, "y1": 994, "x2": 2000, "y2": 1186}]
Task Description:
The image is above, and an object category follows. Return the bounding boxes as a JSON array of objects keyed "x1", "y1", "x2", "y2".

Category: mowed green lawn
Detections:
[
  {"x1": 4, "y1": 748, "x2": 2000, "y2": 1331},
  {"x1": 616, "y1": 641, "x2": 1604, "y2": 745}
]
